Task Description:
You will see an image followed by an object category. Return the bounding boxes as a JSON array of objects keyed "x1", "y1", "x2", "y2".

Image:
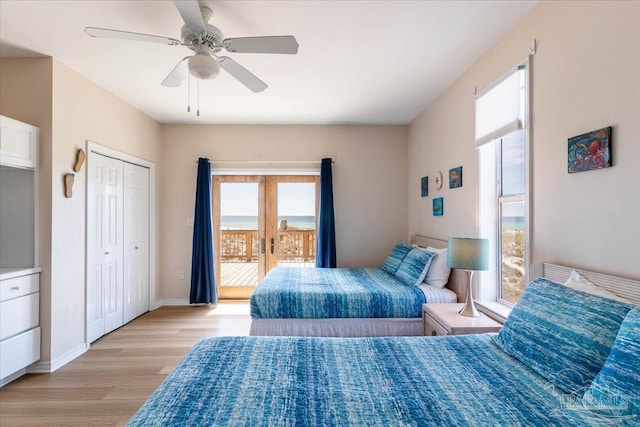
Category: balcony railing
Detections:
[{"x1": 220, "y1": 229, "x2": 316, "y2": 262}]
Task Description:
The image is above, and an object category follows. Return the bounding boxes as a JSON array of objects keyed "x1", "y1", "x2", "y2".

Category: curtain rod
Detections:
[{"x1": 196, "y1": 159, "x2": 335, "y2": 164}]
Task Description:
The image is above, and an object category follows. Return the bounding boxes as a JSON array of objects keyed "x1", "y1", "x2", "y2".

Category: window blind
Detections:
[{"x1": 475, "y1": 67, "x2": 525, "y2": 148}]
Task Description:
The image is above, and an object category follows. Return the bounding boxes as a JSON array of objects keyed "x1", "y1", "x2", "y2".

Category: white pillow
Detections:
[
  {"x1": 563, "y1": 270, "x2": 634, "y2": 304},
  {"x1": 413, "y1": 246, "x2": 451, "y2": 288}
]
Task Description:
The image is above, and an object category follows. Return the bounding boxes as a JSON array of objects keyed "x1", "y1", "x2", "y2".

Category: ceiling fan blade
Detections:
[
  {"x1": 218, "y1": 57, "x2": 267, "y2": 93},
  {"x1": 223, "y1": 36, "x2": 299, "y2": 54},
  {"x1": 161, "y1": 57, "x2": 190, "y2": 87},
  {"x1": 173, "y1": 0, "x2": 206, "y2": 33},
  {"x1": 84, "y1": 27, "x2": 181, "y2": 46}
]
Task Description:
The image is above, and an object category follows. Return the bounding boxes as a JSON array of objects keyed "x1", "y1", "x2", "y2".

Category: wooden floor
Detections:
[
  {"x1": 0, "y1": 303, "x2": 251, "y2": 426},
  {"x1": 221, "y1": 260, "x2": 315, "y2": 287}
]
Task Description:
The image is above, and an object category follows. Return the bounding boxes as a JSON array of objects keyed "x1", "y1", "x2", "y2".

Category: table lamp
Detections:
[{"x1": 447, "y1": 237, "x2": 489, "y2": 317}]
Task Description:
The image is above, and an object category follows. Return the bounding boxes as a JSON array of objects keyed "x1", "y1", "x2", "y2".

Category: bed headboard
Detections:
[
  {"x1": 532, "y1": 262, "x2": 640, "y2": 305},
  {"x1": 410, "y1": 234, "x2": 466, "y2": 302}
]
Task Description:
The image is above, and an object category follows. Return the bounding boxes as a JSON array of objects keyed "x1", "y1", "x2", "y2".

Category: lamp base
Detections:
[
  {"x1": 459, "y1": 270, "x2": 481, "y2": 318},
  {"x1": 459, "y1": 301, "x2": 481, "y2": 317}
]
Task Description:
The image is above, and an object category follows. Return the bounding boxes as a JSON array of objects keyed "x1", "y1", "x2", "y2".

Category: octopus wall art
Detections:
[{"x1": 568, "y1": 126, "x2": 612, "y2": 173}]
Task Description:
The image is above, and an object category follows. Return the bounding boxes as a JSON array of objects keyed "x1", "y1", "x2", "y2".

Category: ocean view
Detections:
[
  {"x1": 221, "y1": 215, "x2": 315, "y2": 230},
  {"x1": 502, "y1": 216, "x2": 525, "y2": 230}
]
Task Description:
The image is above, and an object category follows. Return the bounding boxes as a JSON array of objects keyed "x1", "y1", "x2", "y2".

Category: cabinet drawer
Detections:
[
  {"x1": 0, "y1": 273, "x2": 39, "y2": 302},
  {"x1": 0, "y1": 293, "x2": 39, "y2": 340},
  {"x1": 0, "y1": 327, "x2": 40, "y2": 379},
  {"x1": 423, "y1": 314, "x2": 449, "y2": 336}
]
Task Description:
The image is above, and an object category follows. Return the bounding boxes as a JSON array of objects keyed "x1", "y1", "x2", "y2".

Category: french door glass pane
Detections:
[
  {"x1": 277, "y1": 183, "x2": 316, "y2": 267},
  {"x1": 501, "y1": 200, "x2": 525, "y2": 304},
  {"x1": 219, "y1": 183, "x2": 259, "y2": 287}
]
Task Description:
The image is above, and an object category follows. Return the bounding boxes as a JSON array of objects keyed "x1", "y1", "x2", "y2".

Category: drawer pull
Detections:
[
  {"x1": 105, "y1": 251, "x2": 110, "y2": 255},
  {"x1": 11, "y1": 286, "x2": 20, "y2": 291},
  {"x1": 135, "y1": 246, "x2": 139, "y2": 250}
]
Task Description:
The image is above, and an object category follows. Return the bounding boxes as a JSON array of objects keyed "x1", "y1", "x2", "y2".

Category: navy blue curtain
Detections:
[
  {"x1": 316, "y1": 158, "x2": 336, "y2": 268},
  {"x1": 190, "y1": 158, "x2": 218, "y2": 304}
]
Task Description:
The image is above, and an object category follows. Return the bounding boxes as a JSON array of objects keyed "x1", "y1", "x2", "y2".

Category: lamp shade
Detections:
[{"x1": 447, "y1": 237, "x2": 489, "y2": 271}]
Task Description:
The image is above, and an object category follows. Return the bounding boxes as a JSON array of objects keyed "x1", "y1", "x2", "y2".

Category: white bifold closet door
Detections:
[
  {"x1": 123, "y1": 162, "x2": 149, "y2": 324},
  {"x1": 87, "y1": 153, "x2": 149, "y2": 344}
]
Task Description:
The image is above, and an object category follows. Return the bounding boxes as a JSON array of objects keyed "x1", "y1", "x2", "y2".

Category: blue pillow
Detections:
[
  {"x1": 583, "y1": 306, "x2": 640, "y2": 415},
  {"x1": 394, "y1": 248, "x2": 435, "y2": 287},
  {"x1": 492, "y1": 278, "x2": 634, "y2": 395},
  {"x1": 380, "y1": 243, "x2": 413, "y2": 274}
]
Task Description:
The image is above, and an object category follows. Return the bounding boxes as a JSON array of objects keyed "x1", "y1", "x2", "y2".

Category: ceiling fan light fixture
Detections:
[
  {"x1": 85, "y1": 0, "x2": 299, "y2": 92},
  {"x1": 188, "y1": 53, "x2": 220, "y2": 80}
]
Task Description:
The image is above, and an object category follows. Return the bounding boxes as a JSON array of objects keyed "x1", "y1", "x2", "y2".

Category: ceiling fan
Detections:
[{"x1": 84, "y1": 0, "x2": 298, "y2": 93}]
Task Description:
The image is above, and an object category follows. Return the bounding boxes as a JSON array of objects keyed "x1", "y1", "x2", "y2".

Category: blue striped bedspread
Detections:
[
  {"x1": 128, "y1": 335, "x2": 622, "y2": 426},
  {"x1": 250, "y1": 267, "x2": 426, "y2": 319}
]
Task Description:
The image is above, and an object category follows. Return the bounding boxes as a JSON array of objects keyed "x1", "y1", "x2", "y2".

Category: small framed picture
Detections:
[
  {"x1": 449, "y1": 166, "x2": 462, "y2": 189},
  {"x1": 568, "y1": 126, "x2": 612, "y2": 173},
  {"x1": 433, "y1": 197, "x2": 443, "y2": 216},
  {"x1": 421, "y1": 176, "x2": 428, "y2": 197}
]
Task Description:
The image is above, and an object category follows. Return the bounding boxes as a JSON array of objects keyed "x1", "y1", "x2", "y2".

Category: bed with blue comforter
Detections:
[
  {"x1": 129, "y1": 277, "x2": 639, "y2": 426},
  {"x1": 250, "y1": 267, "x2": 433, "y2": 319},
  {"x1": 249, "y1": 242, "x2": 458, "y2": 336},
  {"x1": 249, "y1": 266, "x2": 457, "y2": 336}
]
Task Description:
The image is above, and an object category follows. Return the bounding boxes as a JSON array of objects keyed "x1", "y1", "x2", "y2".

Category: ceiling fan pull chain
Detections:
[
  {"x1": 197, "y1": 79, "x2": 200, "y2": 117},
  {"x1": 187, "y1": 74, "x2": 191, "y2": 113}
]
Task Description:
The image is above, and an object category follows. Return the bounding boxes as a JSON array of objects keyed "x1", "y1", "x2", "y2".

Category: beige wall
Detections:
[
  {"x1": 409, "y1": 1, "x2": 640, "y2": 280},
  {"x1": 159, "y1": 124, "x2": 408, "y2": 301},
  {"x1": 49, "y1": 60, "x2": 161, "y2": 361},
  {"x1": 0, "y1": 57, "x2": 161, "y2": 364}
]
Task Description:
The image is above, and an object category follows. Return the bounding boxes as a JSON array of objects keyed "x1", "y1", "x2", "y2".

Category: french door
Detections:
[{"x1": 213, "y1": 175, "x2": 319, "y2": 299}]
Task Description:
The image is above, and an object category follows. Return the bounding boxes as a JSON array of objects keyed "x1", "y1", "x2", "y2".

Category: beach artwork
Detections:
[
  {"x1": 433, "y1": 197, "x2": 443, "y2": 216},
  {"x1": 568, "y1": 126, "x2": 612, "y2": 173},
  {"x1": 421, "y1": 176, "x2": 428, "y2": 197},
  {"x1": 449, "y1": 166, "x2": 462, "y2": 188}
]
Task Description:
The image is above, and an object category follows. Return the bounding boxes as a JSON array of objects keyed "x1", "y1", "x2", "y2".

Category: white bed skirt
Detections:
[{"x1": 250, "y1": 317, "x2": 422, "y2": 337}]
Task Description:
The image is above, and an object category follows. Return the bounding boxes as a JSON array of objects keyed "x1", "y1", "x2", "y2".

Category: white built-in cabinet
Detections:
[
  {"x1": 0, "y1": 115, "x2": 37, "y2": 169},
  {"x1": 0, "y1": 271, "x2": 40, "y2": 384},
  {"x1": 87, "y1": 152, "x2": 149, "y2": 343},
  {"x1": 0, "y1": 115, "x2": 40, "y2": 386}
]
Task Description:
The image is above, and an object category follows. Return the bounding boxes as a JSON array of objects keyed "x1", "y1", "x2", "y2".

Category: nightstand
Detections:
[{"x1": 423, "y1": 303, "x2": 502, "y2": 336}]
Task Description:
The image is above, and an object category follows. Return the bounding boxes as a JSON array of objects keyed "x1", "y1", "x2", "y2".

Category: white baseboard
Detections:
[
  {"x1": 157, "y1": 299, "x2": 190, "y2": 306},
  {"x1": 27, "y1": 343, "x2": 89, "y2": 373}
]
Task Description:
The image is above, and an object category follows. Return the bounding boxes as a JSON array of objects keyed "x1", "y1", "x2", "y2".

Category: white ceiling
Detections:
[{"x1": 0, "y1": 0, "x2": 538, "y2": 125}]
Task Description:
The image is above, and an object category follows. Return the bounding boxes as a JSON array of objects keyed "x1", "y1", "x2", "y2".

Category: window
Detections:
[{"x1": 477, "y1": 61, "x2": 529, "y2": 308}]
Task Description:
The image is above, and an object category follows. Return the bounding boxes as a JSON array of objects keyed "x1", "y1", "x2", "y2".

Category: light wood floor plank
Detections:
[{"x1": 0, "y1": 302, "x2": 251, "y2": 426}]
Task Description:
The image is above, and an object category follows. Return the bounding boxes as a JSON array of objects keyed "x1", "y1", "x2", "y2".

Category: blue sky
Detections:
[{"x1": 220, "y1": 182, "x2": 315, "y2": 216}]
